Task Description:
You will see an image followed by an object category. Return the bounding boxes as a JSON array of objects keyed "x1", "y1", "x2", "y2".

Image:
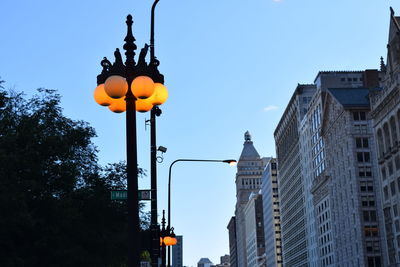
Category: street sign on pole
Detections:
[
  {"x1": 111, "y1": 190, "x2": 151, "y2": 200},
  {"x1": 138, "y1": 190, "x2": 151, "y2": 200},
  {"x1": 111, "y1": 190, "x2": 127, "y2": 200}
]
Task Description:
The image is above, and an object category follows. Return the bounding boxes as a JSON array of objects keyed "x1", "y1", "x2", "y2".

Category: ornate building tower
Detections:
[{"x1": 234, "y1": 131, "x2": 269, "y2": 267}]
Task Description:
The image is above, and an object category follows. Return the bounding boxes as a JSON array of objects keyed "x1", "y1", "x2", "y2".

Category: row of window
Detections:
[
  {"x1": 383, "y1": 177, "x2": 400, "y2": 201},
  {"x1": 341, "y1": 77, "x2": 363, "y2": 82}
]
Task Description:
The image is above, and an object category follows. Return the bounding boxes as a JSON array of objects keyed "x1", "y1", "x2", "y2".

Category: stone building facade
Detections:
[
  {"x1": 370, "y1": 8, "x2": 400, "y2": 266},
  {"x1": 318, "y1": 87, "x2": 385, "y2": 266},
  {"x1": 233, "y1": 132, "x2": 268, "y2": 267}
]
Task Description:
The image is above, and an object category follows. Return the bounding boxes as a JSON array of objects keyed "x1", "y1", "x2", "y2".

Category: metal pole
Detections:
[
  {"x1": 150, "y1": 1, "x2": 160, "y2": 266},
  {"x1": 167, "y1": 159, "x2": 235, "y2": 266},
  {"x1": 161, "y1": 210, "x2": 167, "y2": 267},
  {"x1": 124, "y1": 14, "x2": 140, "y2": 267},
  {"x1": 126, "y1": 83, "x2": 140, "y2": 267},
  {"x1": 150, "y1": 107, "x2": 159, "y2": 267}
]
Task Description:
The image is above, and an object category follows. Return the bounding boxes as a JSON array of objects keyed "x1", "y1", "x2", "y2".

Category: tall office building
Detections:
[
  {"x1": 227, "y1": 217, "x2": 237, "y2": 267},
  {"x1": 261, "y1": 158, "x2": 283, "y2": 267},
  {"x1": 233, "y1": 131, "x2": 268, "y2": 267},
  {"x1": 197, "y1": 258, "x2": 213, "y2": 267},
  {"x1": 274, "y1": 84, "x2": 316, "y2": 266},
  {"x1": 296, "y1": 70, "x2": 385, "y2": 267},
  {"x1": 370, "y1": 8, "x2": 400, "y2": 266},
  {"x1": 305, "y1": 77, "x2": 385, "y2": 266},
  {"x1": 172, "y1": 235, "x2": 183, "y2": 267},
  {"x1": 244, "y1": 192, "x2": 265, "y2": 267}
]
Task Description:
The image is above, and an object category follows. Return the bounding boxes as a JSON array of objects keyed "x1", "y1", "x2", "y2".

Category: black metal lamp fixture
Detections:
[{"x1": 92, "y1": 1, "x2": 167, "y2": 266}]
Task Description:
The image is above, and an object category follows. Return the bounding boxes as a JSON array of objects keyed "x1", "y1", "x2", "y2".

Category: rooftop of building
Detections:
[
  {"x1": 327, "y1": 87, "x2": 370, "y2": 108},
  {"x1": 239, "y1": 131, "x2": 260, "y2": 160}
]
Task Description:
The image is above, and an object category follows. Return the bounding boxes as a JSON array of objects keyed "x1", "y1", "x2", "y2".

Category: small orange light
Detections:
[
  {"x1": 108, "y1": 97, "x2": 126, "y2": 113},
  {"x1": 136, "y1": 98, "x2": 153, "y2": 113},
  {"x1": 94, "y1": 84, "x2": 113, "y2": 106},
  {"x1": 104, "y1": 75, "x2": 128, "y2": 99},
  {"x1": 163, "y1": 236, "x2": 173, "y2": 246},
  {"x1": 160, "y1": 237, "x2": 164, "y2": 246},
  {"x1": 149, "y1": 83, "x2": 168, "y2": 105},
  {"x1": 131, "y1": 76, "x2": 155, "y2": 99},
  {"x1": 170, "y1": 237, "x2": 177, "y2": 246}
]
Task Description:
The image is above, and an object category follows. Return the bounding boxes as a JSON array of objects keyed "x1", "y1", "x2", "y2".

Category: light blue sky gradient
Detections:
[{"x1": 1, "y1": 0, "x2": 399, "y2": 265}]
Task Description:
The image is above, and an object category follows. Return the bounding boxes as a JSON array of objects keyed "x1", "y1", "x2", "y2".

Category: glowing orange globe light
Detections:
[
  {"x1": 136, "y1": 98, "x2": 153, "y2": 113},
  {"x1": 163, "y1": 236, "x2": 173, "y2": 246},
  {"x1": 149, "y1": 83, "x2": 168, "y2": 105},
  {"x1": 108, "y1": 97, "x2": 126, "y2": 113},
  {"x1": 131, "y1": 76, "x2": 155, "y2": 99},
  {"x1": 169, "y1": 237, "x2": 177, "y2": 246},
  {"x1": 104, "y1": 75, "x2": 128, "y2": 99},
  {"x1": 94, "y1": 84, "x2": 113, "y2": 106}
]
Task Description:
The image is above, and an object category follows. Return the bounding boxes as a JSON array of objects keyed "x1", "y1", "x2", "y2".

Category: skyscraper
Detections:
[
  {"x1": 227, "y1": 217, "x2": 237, "y2": 267},
  {"x1": 172, "y1": 235, "x2": 183, "y2": 267},
  {"x1": 197, "y1": 258, "x2": 213, "y2": 267},
  {"x1": 261, "y1": 158, "x2": 283, "y2": 267},
  {"x1": 233, "y1": 131, "x2": 268, "y2": 267},
  {"x1": 244, "y1": 192, "x2": 265, "y2": 267},
  {"x1": 274, "y1": 84, "x2": 316, "y2": 266}
]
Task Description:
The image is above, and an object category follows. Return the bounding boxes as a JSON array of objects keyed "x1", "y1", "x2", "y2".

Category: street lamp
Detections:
[
  {"x1": 165, "y1": 159, "x2": 237, "y2": 267},
  {"x1": 92, "y1": 3, "x2": 168, "y2": 266}
]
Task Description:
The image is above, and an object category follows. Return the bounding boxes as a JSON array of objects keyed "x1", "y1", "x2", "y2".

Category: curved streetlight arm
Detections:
[
  {"x1": 167, "y1": 159, "x2": 236, "y2": 228},
  {"x1": 150, "y1": 0, "x2": 160, "y2": 62}
]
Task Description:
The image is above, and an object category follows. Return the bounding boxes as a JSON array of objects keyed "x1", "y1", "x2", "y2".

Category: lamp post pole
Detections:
[
  {"x1": 149, "y1": 1, "x2": 163, "y2": 266},
  {"x1": 166, "y1": 159, "x2": 236, "y2": 267},
  {"x1": 93, "y1": 8, "x2": 168, "y2": 265},
  {"x1": 122, "y1": 15, "x2": 141, "y2": 267}
]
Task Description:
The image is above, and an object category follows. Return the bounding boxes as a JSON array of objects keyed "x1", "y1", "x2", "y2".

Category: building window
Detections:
[
  {"x1": 356, "y1": 137, "x2": 369, "y2": 148},
  {"x1": 389, "y1": 161, "x2": 394, "y2": 176},
  {"x1": 382, "y1": 167, "x2": 387, "y2": 180},
  {"x1": 357, "y1": 152, "x2": 370, "y2": 162},
  {"x1": 391, "y1": 181, "x2": 397, "y2": 196},
  {"x1": 353, "y1": 111, "x2": 366, "y2": 121},
  {"x1": 384, "y1": 186, "x2": 389, "y2": 200}
]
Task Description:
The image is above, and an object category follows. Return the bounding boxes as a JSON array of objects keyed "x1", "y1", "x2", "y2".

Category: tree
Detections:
[{"x1": 0, "y1": 85, "x2": 149, "y2": 266}]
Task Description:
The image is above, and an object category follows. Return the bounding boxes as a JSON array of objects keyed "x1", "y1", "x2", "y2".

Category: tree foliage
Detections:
[{"x1": 0, "y1": 85, "x2": 149, "y2": 267}]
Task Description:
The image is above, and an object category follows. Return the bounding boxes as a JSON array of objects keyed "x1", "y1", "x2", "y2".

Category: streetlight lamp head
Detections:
[
  {"x1": 132, "y1": 76, "x2": 155, "y2": 99},
  {"x1": 108, "y1": 97, "x2": 126, "y2": 113},
  {"x1": 149, "y1": 83, "x2": 168, "y2": 105},
  {"x1": 104, "y1": 75, "x2": 128, "y2": 99},
  {"x1": 94, "y1": 84, "x2": 113, "y2": 106},
  {"x1": 136, "y1": 98, "x2": 153, "y2": 113},
  {"x1": 223, "y1": 159, "x2": 237, "y2": 166}
]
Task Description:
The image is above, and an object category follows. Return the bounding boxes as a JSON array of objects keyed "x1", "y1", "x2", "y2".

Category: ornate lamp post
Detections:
[
  {"x1": 165, "y1": 159, "x2": 237, "y2": 267},
  {"x1": 93, "y1": 3, "x2": 168, "y2": 266}
]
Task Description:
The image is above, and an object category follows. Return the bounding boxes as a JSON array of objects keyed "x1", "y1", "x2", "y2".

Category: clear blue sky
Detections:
[{"x1": 1, "y1": 0, "x2": 399, "y2": 265}]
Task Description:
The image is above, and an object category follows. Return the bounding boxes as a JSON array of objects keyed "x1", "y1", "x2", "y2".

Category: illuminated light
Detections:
[
  {"x1": 160, "y1": 237, "x2": 164, "y2": 246},
  {"x1": 149, "y1": 83, "x2": 168, "y2": 105},
  {"x1": 169, "y1": 237, "x2": 177, "y2": 246},
  {"x1": 104, "y1": 75, "x2": 128, "y2": 99},
  {"x1": 94, "y1": 84, "x2": 113, "y2": 106},
  {"x1": 223, "y1": 159, "x2": 237, "y2": 166},
  {"x1": 136, "y1": 98, "x2": 153, "y2": 113},
  {"x1": 108, "y1": 97, "x2": 126, "y2": 113},
  {"x1": 131, "y1": 76, "x2": 155, "y2": 99},
  {"x1": 163, "y1": 236, "x2": 173, "y2": 246}
]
